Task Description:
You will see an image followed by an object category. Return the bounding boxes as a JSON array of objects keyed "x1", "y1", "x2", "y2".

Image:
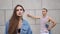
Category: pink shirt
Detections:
[{"x1": 40, "y1": 16, "x2": 49, "y2": 32}]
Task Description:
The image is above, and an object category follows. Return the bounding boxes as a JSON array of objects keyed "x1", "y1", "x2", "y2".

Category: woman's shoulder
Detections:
[{"x1": 23, "y1": 19, "x2": 30, "y2": 25}]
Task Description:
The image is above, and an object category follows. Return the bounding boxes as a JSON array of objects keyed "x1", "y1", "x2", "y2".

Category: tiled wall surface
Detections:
[{"x1": 0, "y1": 0, "x2": 60, "y2": 34}]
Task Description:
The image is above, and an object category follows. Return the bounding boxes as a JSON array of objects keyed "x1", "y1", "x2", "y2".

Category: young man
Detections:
[{"x1": 27, "y1": 8, "x2": 56, "y2": 34}]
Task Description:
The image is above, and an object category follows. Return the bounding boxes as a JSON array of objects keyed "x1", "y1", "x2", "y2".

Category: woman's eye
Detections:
[
  {"x1": 16, "y1": 9, "x2": 23, "y2": 11},
  {"x1": 16, "y1": 9, "x2": 19, "y2": 11},
  {"x1": 20, "y1": 9, "x2": 23, "y2": 11}
]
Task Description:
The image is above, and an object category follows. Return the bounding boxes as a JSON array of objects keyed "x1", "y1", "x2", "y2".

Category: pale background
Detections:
[{"x1": 0, "y1": 0, "x2": 60, "y2": 34}]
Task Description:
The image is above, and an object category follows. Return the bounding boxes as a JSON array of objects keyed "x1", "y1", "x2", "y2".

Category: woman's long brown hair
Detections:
[{"x1": 8, "y1": 5, "x2": 25, "y2": 34}]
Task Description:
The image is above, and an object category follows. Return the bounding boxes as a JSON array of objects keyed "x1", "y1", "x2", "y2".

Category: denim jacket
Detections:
[{"x1": 5, "y1": 19, "x2": 32, "y2": 34}]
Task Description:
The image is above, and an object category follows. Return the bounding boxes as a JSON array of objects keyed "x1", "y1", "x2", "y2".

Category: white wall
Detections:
[{"x1": 0, "y1": 0, "x2": 60, "y2": 34}]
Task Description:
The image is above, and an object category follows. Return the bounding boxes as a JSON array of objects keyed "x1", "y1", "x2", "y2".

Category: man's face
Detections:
[{"x1": 42, "y1": 9, "x2": 47, "y2": 15}]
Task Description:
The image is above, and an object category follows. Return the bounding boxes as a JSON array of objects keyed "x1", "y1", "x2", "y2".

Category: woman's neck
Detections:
[{"x1": 19, "y1": 16, "x2": 23, "y2": 21}]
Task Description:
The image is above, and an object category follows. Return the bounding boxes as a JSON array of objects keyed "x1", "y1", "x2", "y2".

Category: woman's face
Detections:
[{"x1": 16, "y1": 6, "x2": 24, "y2": 17}]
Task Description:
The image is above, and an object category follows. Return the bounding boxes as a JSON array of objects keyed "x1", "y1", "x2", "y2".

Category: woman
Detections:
[
  {"x1": 27, "y1": 8, "x2": 56, "y2": 34},
  {"x1": 5, "y1": 5, "x2": 32, "y2": 34}
]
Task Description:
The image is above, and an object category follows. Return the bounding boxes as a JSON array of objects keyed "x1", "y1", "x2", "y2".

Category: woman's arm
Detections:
[
  {"x1": 27, "y1": 14, "x2": 40, "y2": 19},
  {"x1": 47, "y1": 17, "x2": 56, "y2": 31}
]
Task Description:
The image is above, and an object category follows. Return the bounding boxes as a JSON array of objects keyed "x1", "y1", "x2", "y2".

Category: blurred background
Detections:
[{"x1": 0, "y1": 0, "x2": 60, "y2": 34}]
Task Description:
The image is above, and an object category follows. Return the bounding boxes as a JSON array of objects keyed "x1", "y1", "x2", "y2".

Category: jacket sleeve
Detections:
[
  {"x1": 27, "y1": 23, "x2": 32, "y2": 34},
  {"x1": 5, "y1": 21, "x2": 9, "y2": 34}
]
